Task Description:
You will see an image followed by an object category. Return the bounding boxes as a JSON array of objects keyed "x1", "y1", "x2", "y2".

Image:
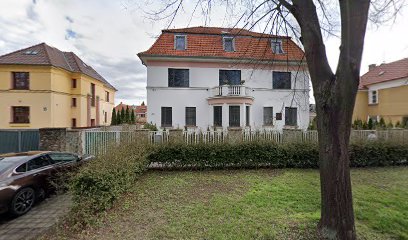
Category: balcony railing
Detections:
[{"x1": 211, "y1": 85, "x2": 251, "y2": 97}]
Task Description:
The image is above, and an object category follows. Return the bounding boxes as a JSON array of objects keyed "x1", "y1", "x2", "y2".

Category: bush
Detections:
[
  {"x1": 68, "y1": 142, "x2": 150, "y2": 227},
  {"x1": 148, "y1": 141, "x2": 408, "y2": 169}
]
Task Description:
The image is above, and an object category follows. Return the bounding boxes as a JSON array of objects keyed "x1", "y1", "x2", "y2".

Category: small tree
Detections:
[
  {"x1": 395, "y1": 121, "x2": 401, "y2": 128},
  {"x1": 130, "y1": 110, "x2": 136, "y2": 124},
  {"x1": 120, "y1": 108, "x2": 125, "y2": 124},
  {"x1": 125, "y1": 106, "x2": 130, "y2": 124},
  {"x1": 386, "y1": 121, "x2": 393, "y2": 129},
  {"x1": 378, "y1": 117, "x2": 386, "y2": 129},
  {"x1": 111, "y1": 108, "x2": 117, "y2": 125},
  {"x1": 368, "y1": 118, "x2": 374, "y2": 130}
]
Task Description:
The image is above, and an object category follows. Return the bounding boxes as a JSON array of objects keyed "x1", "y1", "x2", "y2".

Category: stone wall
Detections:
[{"x1": 39, "y1": 128, "x2": 67, "y2": 152}]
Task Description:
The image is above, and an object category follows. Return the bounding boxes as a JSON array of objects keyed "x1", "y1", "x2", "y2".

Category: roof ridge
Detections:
[{"x1": 61, "y1": 52, "x2": 74, "y2": 71}]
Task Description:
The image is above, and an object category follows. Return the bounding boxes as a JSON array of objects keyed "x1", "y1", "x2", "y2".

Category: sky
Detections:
[{"x1": 0, "y1": 0, "x2": 407, "y2": 106}]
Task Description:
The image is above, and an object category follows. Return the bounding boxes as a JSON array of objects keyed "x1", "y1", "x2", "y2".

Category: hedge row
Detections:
[
  {"x1": 148, "y1": 141, "x2": 408, "y2": 169},
  {"x1": 68, "y1": 142, "x2": 150, "y2": 227}
]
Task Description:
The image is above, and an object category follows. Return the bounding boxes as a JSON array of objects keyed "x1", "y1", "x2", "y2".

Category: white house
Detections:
[{"x1": 138, "y1": 27, "x2": 310, "y2": 130}]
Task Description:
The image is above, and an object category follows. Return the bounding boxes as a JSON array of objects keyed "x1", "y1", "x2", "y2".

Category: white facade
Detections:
[{"x1": 146, "y1": 61, "x2": 310, "y2": 130}]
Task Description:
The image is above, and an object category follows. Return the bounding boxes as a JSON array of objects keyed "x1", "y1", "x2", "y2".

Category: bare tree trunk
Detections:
[{"x1": 285, "y1": 0, "x2": 370, "y2": 238}]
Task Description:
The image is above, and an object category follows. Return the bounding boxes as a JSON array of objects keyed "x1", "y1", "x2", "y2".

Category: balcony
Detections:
[{"x1": 208, "y1": 85, "x2": 254, "y2": 105}]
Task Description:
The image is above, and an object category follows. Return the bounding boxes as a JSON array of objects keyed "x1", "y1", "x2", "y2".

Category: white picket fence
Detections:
[{"x1": 82, "y1": 129, "x2": 408, "y2": 155}]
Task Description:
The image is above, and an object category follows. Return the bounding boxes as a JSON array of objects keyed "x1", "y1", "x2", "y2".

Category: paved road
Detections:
[{"x1": 0, "y1": 194, "x2": 71, "y2": 240}]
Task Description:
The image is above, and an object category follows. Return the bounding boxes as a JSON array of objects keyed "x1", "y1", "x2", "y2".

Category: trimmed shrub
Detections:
[
  {"x1": 148, "y1": 141, "x2": 408, "y2": 169},
  {"x1": 68, "y1": 142, "x2": 150, "y2": 227}
]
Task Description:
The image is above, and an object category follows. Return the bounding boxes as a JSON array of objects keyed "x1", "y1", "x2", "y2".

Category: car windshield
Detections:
[{"x1": 0, "y1": 156, "x2": 26, "y2": 175}]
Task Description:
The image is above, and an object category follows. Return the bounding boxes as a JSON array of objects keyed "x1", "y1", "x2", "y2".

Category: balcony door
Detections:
[
  {"x1": 229, "y1": 106, "x2": 240, "y2": 127},
  {"x1": 219, "y1": 70, "x2": 241, "y2": 86}
]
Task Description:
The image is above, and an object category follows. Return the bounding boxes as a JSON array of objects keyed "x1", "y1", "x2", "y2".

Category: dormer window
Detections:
[
  {"x1": 223, "y1": 37, "x2": 235, "y2": 52},
  {"x1": 271, "y1": 38, "x2": 284, "y2": 54},
  {"x1": 175, "y1": 35, "x2": 186, "y2": 50}
]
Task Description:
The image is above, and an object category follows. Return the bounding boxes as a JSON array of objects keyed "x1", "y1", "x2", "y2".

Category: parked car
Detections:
[{"x1": 0, "y1": 151, "x2": 93, "y2": 216}]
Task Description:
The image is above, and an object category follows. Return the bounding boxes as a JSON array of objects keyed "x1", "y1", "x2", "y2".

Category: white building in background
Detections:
[{"x1": 138, "y1": 27, "x2": 310, "y2": 130}]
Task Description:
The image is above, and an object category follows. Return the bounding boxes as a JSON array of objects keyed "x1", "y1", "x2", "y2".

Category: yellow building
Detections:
[
  {"x1": 0, "y1": 43, "x2": 116, "y2": 129},
  {"x1": 353, "y1": 58, "x2": 408, "y2": 125}
]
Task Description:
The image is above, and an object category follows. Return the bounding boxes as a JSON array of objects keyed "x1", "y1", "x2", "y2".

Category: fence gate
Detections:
[{"x1": 0, "y1": 130, "x2": 40, "y2": 154}]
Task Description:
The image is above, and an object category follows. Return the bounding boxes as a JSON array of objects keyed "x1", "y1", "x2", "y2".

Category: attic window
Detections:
[
  {"x1": 378, "y1": 71, "x2": 385, "y2": 76},
  {"x1": 271, "y1": 38, "x2": 284, "y2": 54},
  {"x1": 24, "y1": 50, "x2": 38, "y2": 55},
  {"x1": 223, "y1": 37, "x2": 235, "y2": 52},
  {"x1": 175, "y1": 35, "x2": 186, "y2": 50}
]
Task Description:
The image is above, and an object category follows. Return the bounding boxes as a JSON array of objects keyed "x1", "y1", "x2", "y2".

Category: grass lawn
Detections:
[{"x1": 46, "y1": 167, "x2": 408, "y2": 240}]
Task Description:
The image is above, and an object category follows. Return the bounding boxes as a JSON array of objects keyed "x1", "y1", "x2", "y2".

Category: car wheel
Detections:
[{"x1": 10, "y1": 187, "x2": 36, "y2": 216}]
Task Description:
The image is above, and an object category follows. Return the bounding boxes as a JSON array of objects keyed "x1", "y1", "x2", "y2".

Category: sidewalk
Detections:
[{"x1": 0, "y1": 194, "x2": 71, "y2": 240}]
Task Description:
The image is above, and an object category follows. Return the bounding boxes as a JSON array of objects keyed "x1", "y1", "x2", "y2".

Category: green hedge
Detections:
[
  {"x1": 148, "y1": 141, "x2": 408, "y2": 169},
  {"x1": 68, "y1": 142, "x2": 150, "y2": 227}
]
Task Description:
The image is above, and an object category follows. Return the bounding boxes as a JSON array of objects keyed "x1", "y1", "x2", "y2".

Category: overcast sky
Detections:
[{"x1": 1, "y1": 0, "x2": 407, "y2": 105}]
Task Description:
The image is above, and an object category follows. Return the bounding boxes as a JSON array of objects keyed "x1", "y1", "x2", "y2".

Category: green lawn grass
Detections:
[{"x1": 46, "y1": 167, "x2": 408, "y2": 240}]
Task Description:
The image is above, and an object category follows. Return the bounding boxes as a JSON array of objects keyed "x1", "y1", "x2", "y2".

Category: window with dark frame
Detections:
[
  {"x1": 213, "y1": 106, "x2": 222, "y2": 127},
  {"x1": 72, "y1": 118, "x2": 77, "y2": 128},
  {"x1": 223, "y1": 37, "x2": 234, "y2": 52},
  {"x1": 72, "y1": 98, "x2": 77, "y2": 107},
  {"x1": 175, "y1": 35, "x2": 186, "y2": 50},
  {"x1": 263, "y1": 107, "x2": 274, "y2": 125},
  {"x1": 104, "y1": 112, "x2": 108, "y2": 123},
  {"x1": 72, "y1": 79, "x2": 77, "y2": 88},
  {"x1": 219, "y1": 70, "x2": 241, "y2": 85},
  {"x1": 168, "y1": 68, "x2": 189, "y2": 87},
  {"x1": 271, "y1": 38, "x2": 284, "y2": 54},
  {"x1": 12, "y1": 72, "x2": 29, "y2": 90},
  {"x1": 246, "y1": 106, "x2": 250, "y2": 127},
  {"x1": 106, "y1": 91, "x2": 110, "y2": 102},
  {"x1": 285, "y1": 107, "x2": 297, "y2": 126},
  {"x1": 161, "y1": 107, "x2": 172, "y2": 127},
  {"x1": 273, "y1": 71, "x2": 291, "y2": 89},
  {"x1": 276, "y1": 112, "x2": 282, "y2": 121},
  {"x1": 229, "y1": 106, "x2": 240, "y2": 127},
  {"x1": 12, "y1": 106, "x2": 29, "y2": 123},
  {"x1": 91, "y1": 119, "x2": 96, "y2": 127},
  {"x1": 91, "y1": 83, "x2": 96, "y2": 106},
  {"x1": 185, "y1": 107, "x2": 196, "y2": 126}
]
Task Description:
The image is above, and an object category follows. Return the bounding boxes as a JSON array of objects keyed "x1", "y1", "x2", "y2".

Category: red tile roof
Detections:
[
  {"x1": 359, "y1": 58, "x2": 408, "y2": 89},
  {"x1": 0, "y1": 43, "x2": 116, "y2": 90},
  {"x1": 138, "y1": 26, "x2": 305, "y2": 62},
  {"x1": 115, "y1": 102, "x2": 147, "y2": 114}
]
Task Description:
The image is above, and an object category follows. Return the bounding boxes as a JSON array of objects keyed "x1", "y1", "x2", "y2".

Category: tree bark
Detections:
[{"x1": 284, "y1": 0, "x2": 370, "y2": 239}]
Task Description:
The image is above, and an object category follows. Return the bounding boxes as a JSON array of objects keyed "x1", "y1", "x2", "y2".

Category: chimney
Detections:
[{"x1": 368, "y1": 64, "x2": 376, "y2": 71}]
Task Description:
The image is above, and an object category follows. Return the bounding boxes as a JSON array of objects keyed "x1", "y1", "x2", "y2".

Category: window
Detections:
[
  {"x1": 175, "y1": 35, "x2": 186, "y2": 50},
  {"x1": 12, "y1": 107, "x2": 29, "y2": 123},
  {"x1": 263, "y1": 107, "x2": 274, "y2": 125},
  {"x1": 161, "y1": 107, "x2": 172, "y2": 127},
  {"x1": 72, "y1": 79, "x2": 77, "y2": 88},
  {"x1": 246, "y1": 106, "x2": 250, "y2": 127},
  {"x1": 271, "y1": 38, "x2": 284, "y2": 54},
  {"x1": 72, "y1": 98, "x2": 77, "y2": 107},
  {"x1": 223, "y1": 37, "x2": 234, "y2": 52},
  {"x1": 276, "y1": 112, "x2": 282, "y2": 120},
  {"x1": 185, "y1": 107, "x2": 196, "y2": 126},
  {"x1": 214, "y1": 106, "x2": 222, "y2": 127},
  {"x1": 91, "y1": 83, "x2": 96, "y2": 107},
  {"x1": 106, "y1": 91, "x2": 110, "y2": 102},
  {"x1": 219, "y1": 70, "x2": 241, "y2": 85},
  {"x1": 48, "y1": 153, "x2": 78, "y2": 162},
  {"x1": 16, "y1": 163, "x2": 27, "y2": 173},
  {"x1": 370, "y1": 90, "x2": 378, "y2": 104},
  {"x1": 91, "y1": 119, "x2": 96, "y2": 127},
  {"x1": 229, "y1": 106, "x2": 240, "y2": 127},
  {"x1": 72, "y1": 118, "x2": 77, "y2": 128},
  {"x1": 27, "y1": 155, "x2": 52, "y2": 171},
  {"x1": 168, "y1": 68, "x2": 189, "y2": 87},
  {"x1": 104, "y1": 112, "x2": 108, "y2": 123},
  {"x1": 12, "y1": 72, "x2": 29, "y2": 90},
  {"x1": 285, "y1": 107, "x2": 297, "y2": 126},
  {"x1": 273, "y1": 71, "x2": 291, "y2": 89}
]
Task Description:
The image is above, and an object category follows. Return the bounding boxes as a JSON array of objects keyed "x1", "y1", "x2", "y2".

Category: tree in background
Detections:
[
  {"x1": 130, "y1": 109, "x2": 136, "y2": 124},
  {"x1": 125, "y1": 106, "x2": 130, "y2": 124},
  {"x1": 111, "y1": 108, "x2": 117, "y2": 125},
  {"x1": 120, "y1": 108, "x2": 125, "y2": 125},
  {"x1": 146, "y1": 0, "x2": 405, "y2": 238}
]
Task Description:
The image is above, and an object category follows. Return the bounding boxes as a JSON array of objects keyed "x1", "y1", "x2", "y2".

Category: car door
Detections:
[{"x1": 26, "y1": 155, "x2": 54, "y2": 192}]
